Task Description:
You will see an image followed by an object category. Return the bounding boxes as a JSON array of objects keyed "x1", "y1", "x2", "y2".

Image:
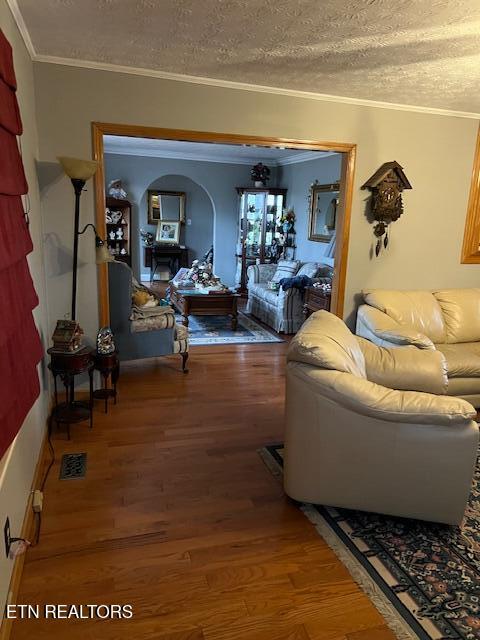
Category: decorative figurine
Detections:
[
  {"x1": 109, "y1": 230, "x2": 116, "y2": 240},
  {"x1": 110, "y1": 210, "x2": 123, "y2": 224},
  {"x1": 361, "y1": 161, "x2": 412, "y2": 256},
  {"x1": 107, "y1": 179, "x2": 127, "y2": 199},
  {"x1": 96, "y1": 326, "x2": 116, "y2": 355},
  {"x1": 140, "y1": 229, "x2": 154, "y2": 247},
  {"x1": 52, "y1": 319, "x2": 83, "y2": 352},
  {"x1": 120, "y1": 247, "x2": 127, "y2": 255}
]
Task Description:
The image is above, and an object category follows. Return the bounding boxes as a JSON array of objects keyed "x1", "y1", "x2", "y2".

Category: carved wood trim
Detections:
[
  {"x1": 461, "y1": 123, "x2": 480, "y2": 264},
  {"x1": 91, "y1": 122, "x2": 357, "y2": 320}
]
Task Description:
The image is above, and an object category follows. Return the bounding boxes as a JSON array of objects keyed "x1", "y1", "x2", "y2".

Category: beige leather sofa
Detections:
[
  {"x1": 356, "y1": 289, "x2": 480, "y2": 407},
  {"x1": 284, "y1": 311, "x2": 478, "y2": 525}
]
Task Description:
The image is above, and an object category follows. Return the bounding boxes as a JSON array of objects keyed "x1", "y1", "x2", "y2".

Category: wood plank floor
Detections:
[{"x1": 11, "y1": 343, "x2": 395, "y2": 640}]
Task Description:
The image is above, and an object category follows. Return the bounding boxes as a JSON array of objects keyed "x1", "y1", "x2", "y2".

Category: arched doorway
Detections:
[{"x1": 142, "y1": 174, "x2": 214, "y2": 281}]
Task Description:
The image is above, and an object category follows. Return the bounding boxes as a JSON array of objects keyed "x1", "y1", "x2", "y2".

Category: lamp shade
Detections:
[
  {"x1": 95, "y1": 243, "x2": 114, "y2": 264},
  {"x1": 57, "y1": 156, "x2": 98, "y2": 181}
]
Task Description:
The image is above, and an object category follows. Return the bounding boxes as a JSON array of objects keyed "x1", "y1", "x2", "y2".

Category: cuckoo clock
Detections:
[{"x1": 361, "y1": 161, "x2": 412, "y2": 256}]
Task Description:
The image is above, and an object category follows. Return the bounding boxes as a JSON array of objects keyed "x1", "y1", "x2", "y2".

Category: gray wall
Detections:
[
  {"x1": 278, "y1": 154, "x2": 342, "y2": 262},
  {"x1": 33, "y1": 61, "x2": 479, "y2": 337},
  {"x1": 104, "y1": 153, "x2": 279, "y2": 284},
  {"x1": 105, "y1": 156, "x2": 216, "y2": 278}
]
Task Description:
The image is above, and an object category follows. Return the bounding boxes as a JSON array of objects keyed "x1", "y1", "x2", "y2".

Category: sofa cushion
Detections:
[
  {"x1": 435, "y1": 342, "x2": 480, "y2": 378},
  {"x1": 363, "y1": 289, "x2": 446, "y2": 344},
  {"x1": 249, "y1": 282, "x2": 279, "y2": 305},
  {"x1": 131, "y1": 313, "x2": 176, "y2": 333},
  {"x1": 271, "y1": 259, "x2": 300, "y2": 283},
  {"x1": 433, "y1": 289, "x2": 480, "y2": 344},
  {"x1": 287, "y1": 310, "x2": 366, "y2": 378}
]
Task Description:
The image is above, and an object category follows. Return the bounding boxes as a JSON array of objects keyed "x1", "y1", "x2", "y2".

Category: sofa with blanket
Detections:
[
  {"x1": 285, "y1": 310, "x2": 478, "y2": 524},
  {"x1": 108, "y1": 261, "x2": 188, "y2": 369},
  {"x1": 356, "y1": 288, "x2": 480, "y2": 407},
  {"x1": 246, "y1": 260, "x2": 333, "y2": 333}
]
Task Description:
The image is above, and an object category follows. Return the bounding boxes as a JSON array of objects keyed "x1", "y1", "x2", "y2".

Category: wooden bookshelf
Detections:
[{"x1": 105, "y1": 197, "x2": 131, "y2": 266}]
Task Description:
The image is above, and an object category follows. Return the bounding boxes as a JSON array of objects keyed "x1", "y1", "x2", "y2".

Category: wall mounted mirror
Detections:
[
  {"x1": 148, "y1": 190, "x2": 185, "y2": 224},
  {"x1": 308, "y1": 181, "x2": 340, "y2": 242}
]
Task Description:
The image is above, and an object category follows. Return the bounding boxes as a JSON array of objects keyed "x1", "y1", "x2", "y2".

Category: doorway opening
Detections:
[{"x1": 93, "y1": 124, "x2": 356, "y2": 334}]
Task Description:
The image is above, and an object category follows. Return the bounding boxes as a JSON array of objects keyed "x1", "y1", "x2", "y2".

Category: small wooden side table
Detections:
[
  {"x1": 93, "y1": 351, "x2": 119, "y2": 413},
  {"x1": 47, "y1": 346, "x2": 94, "y2": 439},
  {"x1": 303, "y1": 286, "x2": 331, "y2": 319}
]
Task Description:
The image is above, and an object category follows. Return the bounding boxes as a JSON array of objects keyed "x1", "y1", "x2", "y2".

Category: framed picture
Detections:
[
  {"x1": 156, "y1": 221, "x2": 180, "y2": 244},
  {"x1": 148, "y1": 190, "x2": 185, "y2": 224}
]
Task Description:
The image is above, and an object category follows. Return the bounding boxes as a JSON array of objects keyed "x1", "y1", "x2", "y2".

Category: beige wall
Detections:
[
  {"x1": 0, "y1": 1, "x2": 49, "y2": 618},
  {"x1": 33, "y1": 62, "x2": 480, "y2": 332}
]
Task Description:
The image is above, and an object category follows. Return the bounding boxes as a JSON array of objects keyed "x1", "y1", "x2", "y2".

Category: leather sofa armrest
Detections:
[
  {"x1": 288, "y1": 362, "x2": 476, "y2": 426},
  {"x1": 356, "y1": 305, "x2": 434, "y2": 350},
  {"x1": 357, "y1": 337, "x2": 448, "y2": 395},
  {"x1": 247, "y1": 263, "x2": 277, "y2": 285}
]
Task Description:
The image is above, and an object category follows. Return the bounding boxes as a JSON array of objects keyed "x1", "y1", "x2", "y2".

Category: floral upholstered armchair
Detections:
[{"x1": 108, "y1": 261, "x2": 188, "y2": 370}]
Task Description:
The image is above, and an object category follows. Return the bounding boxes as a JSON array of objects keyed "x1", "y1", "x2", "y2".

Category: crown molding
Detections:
[
  {"x1": 104, "y1": 143, "x2": 271, "y2": 165},
  {"x1": 31, "y1": 55, "x2": 480, "y2": 120},
  {"x1": 6, "y1": 0, "x2": 36, "y2": 58},
  {"x1": 7, "y1": 0, "x2": 480, "y2": 120},
  {"x1": 276, "y1": 150, "x2": 336, "y2": 166},
  {"x1": 104, "y1": 141, "x2": 332, "y2": 166}
]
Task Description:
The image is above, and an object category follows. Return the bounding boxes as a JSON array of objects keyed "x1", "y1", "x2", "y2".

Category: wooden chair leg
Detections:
[{"x1": 181, "y1": 352, "x2": 189, "y2": 373}]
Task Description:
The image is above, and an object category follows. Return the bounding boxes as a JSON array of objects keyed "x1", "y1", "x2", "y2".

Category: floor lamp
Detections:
[
  {"x1": 47, "y1": 157, "x2": 113, "y2": 437},
  {"x1": 57, "y1": 156, "x2": 112, "y2": 321}
]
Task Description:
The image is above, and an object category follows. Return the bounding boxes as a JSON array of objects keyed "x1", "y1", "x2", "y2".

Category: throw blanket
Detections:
[{"x1": 279, "y1": 275, "x2": 313, "y2": 291}]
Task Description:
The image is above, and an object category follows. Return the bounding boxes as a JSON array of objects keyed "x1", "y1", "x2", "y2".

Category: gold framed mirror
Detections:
[
  {"x1": 148, "y1": 190, "x2": 185, "y2": 224},
  {"x1": 308, "y1": 181, "x2": 340, "y2": 242}
]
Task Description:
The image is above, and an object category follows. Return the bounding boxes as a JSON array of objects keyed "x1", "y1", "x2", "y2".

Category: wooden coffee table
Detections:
[{"x1": 170, "y1": 285, "x2": 240, "y2": 330}]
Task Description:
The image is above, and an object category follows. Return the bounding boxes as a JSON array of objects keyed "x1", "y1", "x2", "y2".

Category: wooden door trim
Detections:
[
  {"x1": 462, "y1": 123, "x2": 480, "y2": 263},
  {"x1": 92, "y1": 122, "x2": 357, "y2": 324}
]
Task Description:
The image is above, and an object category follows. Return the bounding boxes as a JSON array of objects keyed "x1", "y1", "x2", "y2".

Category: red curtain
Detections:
[{"x1": 0, "y1": 29, "x2": 43, "y2": 457}]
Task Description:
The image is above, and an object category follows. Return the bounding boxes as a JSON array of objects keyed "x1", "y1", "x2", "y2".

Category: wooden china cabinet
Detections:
[{"x1": 235, "y1": 187, "x2": 287, "y2": 293}]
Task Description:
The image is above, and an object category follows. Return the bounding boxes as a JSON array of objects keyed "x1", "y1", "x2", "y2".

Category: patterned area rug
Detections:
[
  {"x1": 260, "y1": 444, "x2": 480, "y2": 640},
  {"x1": 177, "y1": 312, "x2": 283, "y2": 346}
]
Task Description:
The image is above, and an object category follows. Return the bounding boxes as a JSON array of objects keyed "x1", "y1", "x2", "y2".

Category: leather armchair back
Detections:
[
  {"x1": 287, "y1": 310, "x2": 366, "y2": 378},
  {"x1": 434, "y1": 289, "x2": 480, "y2": 343}
]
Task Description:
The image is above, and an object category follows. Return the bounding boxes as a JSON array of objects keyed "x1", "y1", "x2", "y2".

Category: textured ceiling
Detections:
[{"x1": 15, "y1": 0, "x2": 480, "y2": 113}]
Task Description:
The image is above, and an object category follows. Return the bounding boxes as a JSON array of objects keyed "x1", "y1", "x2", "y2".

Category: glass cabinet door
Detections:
[
  {"x1": 243, "y1": 192, "x2": 265, "y2": 261},
  {"x1": 236, "y1": 189, "x2": 287, "y2": 291},
  {"x1": 264, "y1": 193, "x2": 285, "y2": 261}
]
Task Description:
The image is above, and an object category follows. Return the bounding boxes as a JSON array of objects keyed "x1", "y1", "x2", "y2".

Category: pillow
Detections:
[
  {"x1": 271, "y1": 260, "x2": 300, "y2": 283},
  {"x1": 132, "y1": 290, "x2": 153, "y2": 307},
  {"x1": 297, "y1": 262, "x2": 320, "y2": 278}
]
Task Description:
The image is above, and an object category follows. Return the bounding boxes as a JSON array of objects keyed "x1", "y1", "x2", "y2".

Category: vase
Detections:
[{"x1": 254, "y1": 181, "x2": 263, "y2": 188}]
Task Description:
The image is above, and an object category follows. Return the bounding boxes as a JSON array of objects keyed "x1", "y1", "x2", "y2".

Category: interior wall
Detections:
[
  {"x1": 33, "y1": 62, "x2": 479, "y2": 335},
  {"x1": 0, "y1": 2, "x2": 49, "y2": 617},
  {"x1": 143, "y1": 175, "x2": 214, "y2": 278},
  {"x1": 278, "y1": 154, "x2": 342, "y2": 263},
  {"x1": 104, "y1": 153, "x2": 267, "y2": 284}
]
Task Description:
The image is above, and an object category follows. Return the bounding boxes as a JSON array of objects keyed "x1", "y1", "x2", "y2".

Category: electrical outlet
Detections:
[{"x1": 4, "y1": 517, "x2": 11, "y2": 558}]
